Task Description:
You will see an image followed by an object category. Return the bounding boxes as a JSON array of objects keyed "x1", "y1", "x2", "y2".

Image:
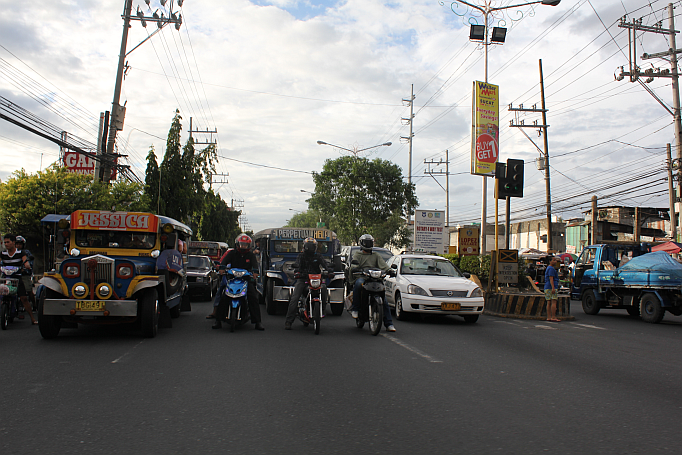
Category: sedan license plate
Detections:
[
  {"x1": 441, "y1": 302, "x2": 461, "y2": 311},
  {"x1": 76, "y1": 300, "x2": 105, "y2": 311}
]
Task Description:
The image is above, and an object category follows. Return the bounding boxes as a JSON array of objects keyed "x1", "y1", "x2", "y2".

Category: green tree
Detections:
[
  {"x1": 144, "y1": 146, "x2": 160, "y2": 213},
  {"x1": 196, "y1": 190, "x2": 241, "y2": 243},
  {"x1": 309, "y1": 156, "x2": 417, "y2": 247},
  {"x1": 285, "y1": 209, "x2": 326, "y2": 228}
]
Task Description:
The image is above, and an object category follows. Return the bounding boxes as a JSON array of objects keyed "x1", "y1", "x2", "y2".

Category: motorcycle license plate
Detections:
[
  {"x1": 76, "y1": 301, "x2": 106, "y2": 311},
  {"x1": 441, "y1": 302, "x2": 460, "y2": 311}
]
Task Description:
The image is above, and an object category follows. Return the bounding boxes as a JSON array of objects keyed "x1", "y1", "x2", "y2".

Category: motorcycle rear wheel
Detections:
[
  {"x1": 368, "y1": 296, "x2": 383, "y2": 336},
  {"x1": 0, "y1": 302, "x2": 8, "y2": 330}
]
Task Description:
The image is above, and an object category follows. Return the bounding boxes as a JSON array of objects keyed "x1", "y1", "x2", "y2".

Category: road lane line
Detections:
[
  {"x1": 570, "y1": 322, "x2": 607, "y2": 330},
  {"x1": 380, "y1": 334, "x2": 443, "y2": 363},
  {"x1": 111, "y1": 340, "x2": 145, "y2": 363}
]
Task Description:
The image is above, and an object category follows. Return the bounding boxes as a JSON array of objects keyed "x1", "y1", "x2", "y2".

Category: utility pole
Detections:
[
  {"x1": 423, "y1": 150, "x2": 450, "y2": 228},
  {"x1": 667, "y1": 143, "x2": 677, "y2": 240},
  {"x1": 591, "y1": 196, "x2": 598, "y2": 246},
  {"x1": 508, "y1": 59, "x2": 553, "y2": 252},
  {"x1": 401, "y1": 85, "x2": 415, "y2": 222}
]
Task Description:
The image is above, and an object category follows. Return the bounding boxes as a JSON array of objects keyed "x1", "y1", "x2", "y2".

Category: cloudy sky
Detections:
[{"x1": 0, "y1": 0, "x2": 678, "y2": 234}]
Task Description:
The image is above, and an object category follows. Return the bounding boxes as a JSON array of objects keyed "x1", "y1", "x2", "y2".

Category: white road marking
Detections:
[
  {"x1": 569, "y1": 322, "x2": 607, "y2": 330},
  {"x1": 381, "y1": 333, "x2": 443, "y2": 363},
  {"x1": 533, "y1": 324, "x2": 558, "y2": 330},
  {"x1": 111, "y1": 340, "x2": 145, "y2": 363}
]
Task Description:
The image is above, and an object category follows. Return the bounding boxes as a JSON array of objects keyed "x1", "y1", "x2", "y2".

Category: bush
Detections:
[{"x1": 458, "y1": 254, "x2": 493, "y2": 282}]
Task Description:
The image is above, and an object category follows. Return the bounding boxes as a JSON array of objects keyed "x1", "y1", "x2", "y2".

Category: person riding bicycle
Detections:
[
  {"x1": 14, "y1": 236, "x2": 36, "y2": 311},
  {"x1": 285, "y1": 237, "x2": 332, "y2": 330},
  {"x1": 1, "y1": 234, "x2": 37, "y2": 325},
  {"x1": 213, "y1": 234, "x2": 264, "y2": 331},
  {"x1": 349, "y1": 234, "x2": 396, "y2": 332}
]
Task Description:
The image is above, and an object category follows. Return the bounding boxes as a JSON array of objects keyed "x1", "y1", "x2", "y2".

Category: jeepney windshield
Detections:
[
  {"x1": 189, "y1": 246, "x2": 218, "y2": 257},
  {"x1": 273, "y1": 240, "x2": 329, "y2": 254},
  {"x1": 75, "y1": 230, "x2": 156, "y2": 249}
]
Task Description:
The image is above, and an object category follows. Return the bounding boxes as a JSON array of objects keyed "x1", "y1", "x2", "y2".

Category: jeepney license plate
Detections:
[
  {"x1": 441, "y1": 302, "x2": 461, "y2": 311},
  {"x1": 76, "y1": 301, "x2": 106, "y2": 311}
]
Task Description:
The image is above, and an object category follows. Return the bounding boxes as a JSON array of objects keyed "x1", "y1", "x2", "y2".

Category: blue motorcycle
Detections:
[
  {"x1": 219, "y1": 267, "x2": 252, "y2": 332},
  {"x1": 0, "y1": 266, "x2": 21, "y2": 330}
]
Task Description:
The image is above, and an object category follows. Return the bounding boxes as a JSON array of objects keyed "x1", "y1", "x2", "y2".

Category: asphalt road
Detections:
[{"x1": 1, "y1": 298, "x2": 681, "y2": 455}]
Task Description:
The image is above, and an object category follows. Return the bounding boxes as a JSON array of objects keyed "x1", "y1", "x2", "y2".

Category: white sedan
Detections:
[{"x1": 384, "y1": 254, "x2": 484, "y2": 323}]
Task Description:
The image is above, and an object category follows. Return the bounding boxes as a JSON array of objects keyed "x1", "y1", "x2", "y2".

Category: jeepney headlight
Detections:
[
  {"x1": 470, "y1": 287, "x2": 483, "y2": 298},
  {"x1": 310, "y1": 278, "x2": 321, "y2": 288},
  {"x1": 96, "y1": 284, "x2": 112, "y2": 299},
  {"x1": 70, "y1": 248, "x2": 80, "y2": 256},
  {"x1": 73, "y1": 284, "x2": 87, "y2": 298},
  {"x1": 369, "y1": 270, "x2": 382, "y2": 279},
  {"x1": 64, "y1": 265, "x2": 80, "y2": 278},
  {"x1": 117, "y1": 265, "x2": 133, "y2": 279},
  {"x1": 151, "y1": 250, "x2": 160, "y2": 258}
]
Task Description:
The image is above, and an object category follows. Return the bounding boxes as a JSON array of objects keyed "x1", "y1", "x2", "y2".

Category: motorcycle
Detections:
[
  {"x1": 351, "y1": 264, "x2": 394, "y2": 336},
  {"x1": 218, "y1": 267, "x2": 252, "y2": 332},
  {"x1": 296, "y1": 272, "x2": 327, "y2": 335},
  {"x1": 0, "y1": 266, "x2": 21, "y2": 330}
]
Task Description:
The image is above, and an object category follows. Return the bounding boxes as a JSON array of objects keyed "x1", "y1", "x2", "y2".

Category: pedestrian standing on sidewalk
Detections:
[{"x1": 544, "y1": 256, "x2": 560, "y2": 322}]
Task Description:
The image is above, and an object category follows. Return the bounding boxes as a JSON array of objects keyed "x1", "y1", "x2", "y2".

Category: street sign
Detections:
[
  {"x1": 498, "y1": 249, "x2": 518, "y2": 284},
  {"x1": 498, "y1": 249, "x2": 518, "y2": 263},
  {"x1": 413, "y1": 209, "x2": 445, "y2": 254},
  {"x1": 458, "y1": 227, "x2": 480, "y2": 256}
]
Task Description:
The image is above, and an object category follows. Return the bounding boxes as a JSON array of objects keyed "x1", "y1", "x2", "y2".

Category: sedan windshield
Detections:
[
  {"x1": 188, "y1": 256, "x2": 211, "y2": 269},
  {"x1": 400, "y1": 258, "x2": 461, "y2": 277}
]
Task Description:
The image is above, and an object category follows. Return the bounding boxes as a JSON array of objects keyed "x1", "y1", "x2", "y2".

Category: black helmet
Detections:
[
  {"x1": 235, "y1": 234, "x2": 252, "y2": 254},
  {"x1": 15, "y1": 235, "x2": 26, "y2": 245},
  {"x1": 359, "y1": 234, "x2": 374, "y2": 252},
  {"x1": 303, "y1": 237, "x2": 317, "y2": 255}
]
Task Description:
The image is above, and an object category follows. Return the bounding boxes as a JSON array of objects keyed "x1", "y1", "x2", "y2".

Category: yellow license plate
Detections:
[
  {"x1": 441, "y1": 302, "x2": 461, "y2": 311},
  {"x1": 76, "y1": 301, "x2": 106, "y2": 311}
]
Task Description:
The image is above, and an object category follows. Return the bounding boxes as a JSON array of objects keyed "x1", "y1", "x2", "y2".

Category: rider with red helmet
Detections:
[{"x1": 213, "y1": 234, "x2": 264, "y2": 330}]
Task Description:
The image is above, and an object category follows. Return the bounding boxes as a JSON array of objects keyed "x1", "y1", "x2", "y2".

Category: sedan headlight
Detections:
[
  {"x1": 407, "y1": 284, "x2": 428, "y2": 296},
  {"x1": 470, "y1": 287, "x2": 483, "y2": 298}
]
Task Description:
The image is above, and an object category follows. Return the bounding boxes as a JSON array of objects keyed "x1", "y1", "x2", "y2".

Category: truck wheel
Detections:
[
  {"x1": 140, "y1": 288, "x2": 159, "y2": 338},
  {"x1": 38, "y1": 289, "x2": 62, "y2": 339},
  {"x1": 626, "y1": 306, "x2": 640, "y2": 317},
  {"x1": 265, "y1": 280, "x2": 277, "y2": 315},
  {"x1": 640, "y1": 293, "x2": 665, "y2": 324},
  {"x1": 582, "y1": 290, "x2": 600, "y2": 315}
]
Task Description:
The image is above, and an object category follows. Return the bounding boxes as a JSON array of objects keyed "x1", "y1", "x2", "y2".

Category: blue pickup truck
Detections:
[{"x1": 571, "y1": 243, "x2": 682, "y2": 323}]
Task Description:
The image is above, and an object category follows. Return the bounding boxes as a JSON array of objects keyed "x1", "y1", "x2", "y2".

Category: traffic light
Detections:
[
  {"x1": 504, "y1": 158, "x2": 524, "y2": 198},
  {"x1": 495, "y1": 162, "x2": 507, "y2": 200}
]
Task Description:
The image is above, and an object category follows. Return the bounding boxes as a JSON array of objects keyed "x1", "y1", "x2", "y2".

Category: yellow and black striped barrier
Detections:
[{"x1": 484, "y1": 292, "x2": 574, "y2": 321}]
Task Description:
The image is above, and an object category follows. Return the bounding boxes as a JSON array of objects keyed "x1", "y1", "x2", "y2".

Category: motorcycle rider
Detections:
[
  {"x1": 285, "y1": 237, "x2": 332, "y2": 330},
  {"x1": 213, "y1": 234, "x2": 264, "y2": 331},
  {"x1": 350, "y1": 234, "x2": 396, "y2": 332},
  {"x1": 1, "y1": 234, "x2": 37, "y2": 325},
  {"x1": 14, "y1": 236, "x2": 36, "y2": 311}
]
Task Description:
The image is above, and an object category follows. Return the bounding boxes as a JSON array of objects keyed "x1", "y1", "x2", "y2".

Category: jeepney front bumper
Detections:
[{"x1": 42, "y1": 299, "x2": 139, "y2": 317}]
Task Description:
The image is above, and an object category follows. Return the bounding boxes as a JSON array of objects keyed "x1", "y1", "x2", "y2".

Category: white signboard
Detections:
[
  {"x1": 498, "y1": 262, "x2": 518, "y2": 284},
  {"x1": 413, "y1": 209, "x2": 445, "y2": 254}
]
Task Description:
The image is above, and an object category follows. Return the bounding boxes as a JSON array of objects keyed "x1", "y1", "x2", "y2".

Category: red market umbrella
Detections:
[
  {"x1": 651, "y1": 241, "x2": 682, "y2": 254},
  {"x1": 559, "y1": 252, "x2": 577, "y2": 263}
]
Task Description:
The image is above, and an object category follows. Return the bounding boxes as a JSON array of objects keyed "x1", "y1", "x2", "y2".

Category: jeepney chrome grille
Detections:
[{"x1": 82, "y1": 255, "x2": 115, "y2": 283}]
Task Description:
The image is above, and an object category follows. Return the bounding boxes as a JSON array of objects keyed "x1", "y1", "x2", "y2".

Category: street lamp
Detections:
[
  {"x1": 443, "y1": 0, "x2": 561, "y2": 254},
  {"x1": 317, "y1": 140, "x2": 392, "y2": 157}
]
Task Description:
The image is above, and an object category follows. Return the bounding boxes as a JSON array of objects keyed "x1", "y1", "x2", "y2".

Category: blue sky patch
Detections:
[{"x1": 252, "y1": 0, "x2": 337, "y2": 21}]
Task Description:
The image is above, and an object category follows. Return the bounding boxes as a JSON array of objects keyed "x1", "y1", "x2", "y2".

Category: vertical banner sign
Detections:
[
  {"x1": 458, "y1": 227, "x2": 480, "y2": 256},
  {"x1": 413, "y1": 209, "x2": 445, "y2": 254},
  {"x1": 471, "y1": 81, "x2": 500, "y2": 176}
]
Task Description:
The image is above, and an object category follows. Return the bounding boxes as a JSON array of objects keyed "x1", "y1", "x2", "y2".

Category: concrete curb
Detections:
[{"x1": 484, "y1": 292, "x2": 575, "y2": 321}]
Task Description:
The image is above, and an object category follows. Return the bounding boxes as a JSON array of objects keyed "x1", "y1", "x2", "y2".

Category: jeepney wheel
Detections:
[
  {"x1": 38, "y1": 289, "x2": 62, "y2": 339},
  {"x1": 640, "y1": 293, "x2": 665, "y2": 324},
  {"x1": 140, "y1": 288, "x2": 159, "y2": 338},
  {"x1": 582, "y1": 290, "x2": 600, "y2": 315},
  {"x1": 265, "y1": 279, "x2": 277, "y2": 315}
]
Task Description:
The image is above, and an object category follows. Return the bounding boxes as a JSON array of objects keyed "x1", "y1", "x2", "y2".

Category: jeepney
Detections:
[
  {"x1": 188, "y1": 240, "x2": 229, "y2": 263},
  {"x1": 253, "y1": 227, "x2": 345, "y2": 316},
  {"x1": 37, "y1": 210, "x2": 193, "y2": 338}
]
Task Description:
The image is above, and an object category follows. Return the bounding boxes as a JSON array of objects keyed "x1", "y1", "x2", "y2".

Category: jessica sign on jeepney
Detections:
[
  {"x1": 471, "y1": 81, "x2": 499, "y2": 176},
  {"x1": 71, "y1": 210, "x2": 159, "y2": 232}
]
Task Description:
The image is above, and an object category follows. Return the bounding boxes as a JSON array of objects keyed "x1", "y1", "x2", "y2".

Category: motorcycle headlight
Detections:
[
  {"x1": 369, "y1": 270, "x2": 382, "y2": 279},
  {"x1": 407, "y1": 284, "x2": 428, "y2": 296},
  {"x1": 233, "y1": 270, "x2": 246, "y2": 278},
  {"x1": 310, "y1": 279, "x2": 321, "y2": 288},
  {"x1": 470, "y1": 287, "x2": 483, "y2": 298}
]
